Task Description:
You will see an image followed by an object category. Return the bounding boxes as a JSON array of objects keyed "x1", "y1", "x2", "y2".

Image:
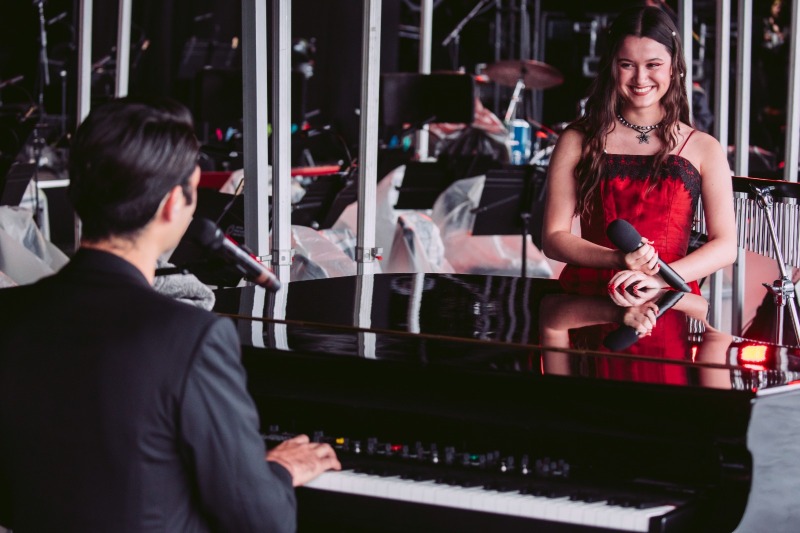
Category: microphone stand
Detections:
[
  {"x1": 35, "y1": 0, "x2": 50, "y2": 94},
  {"x1": 751, "y1": 185, "x2": 800, "y2": 345},
  {"x1": 32, "y1": 0, "x2": 51, "y2": 231},
  {"x1": 441, "y1": 0, "x2": 492, "y2": 70}
]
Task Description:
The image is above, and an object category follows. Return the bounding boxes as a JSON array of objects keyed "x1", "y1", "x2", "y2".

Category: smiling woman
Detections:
[
  {"x1": 615, "y1": 35, "x2": 674, "y2": 120},
  {"x1": 541, "y1": 6, "x2": 737, "y2": 311}
]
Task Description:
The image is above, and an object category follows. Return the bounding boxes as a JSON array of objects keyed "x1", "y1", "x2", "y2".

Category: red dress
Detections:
[
  {"x1": 566, "y1": 309, "x2": 692, "y2": 385},
  {"x1": 559, "y1": 147, "x2": 702, "y2": 295}
]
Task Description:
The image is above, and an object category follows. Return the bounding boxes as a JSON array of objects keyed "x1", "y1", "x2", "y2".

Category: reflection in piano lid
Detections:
[
  {"x1": 212, "y1": 274, "x2": 800, "y2": 532},
  {"x1": 213, "y1": 274, "x2": 800, "y2": 392}
]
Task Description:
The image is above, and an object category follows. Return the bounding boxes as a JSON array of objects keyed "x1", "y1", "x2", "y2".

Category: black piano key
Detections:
[
  {"x1": 455, "y1": 478, "x2": 484, "y2": 488},
  {"x1": 520, "y1": 485, "x2": 572, "y2": 498},
  {"x1": 482, "y1": 482, "x2": 520, "y2": 493},
  {"x1": 569, "y1": 491, "x2": 606, "y2": 503},
  {"x1": 636, "y1": 499, "x2": 671, "y2": 510}
]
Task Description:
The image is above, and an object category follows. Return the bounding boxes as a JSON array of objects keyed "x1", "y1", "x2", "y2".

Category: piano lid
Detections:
[{"x1": 213, "y1": 273, "x2": 800, "y2": 392}]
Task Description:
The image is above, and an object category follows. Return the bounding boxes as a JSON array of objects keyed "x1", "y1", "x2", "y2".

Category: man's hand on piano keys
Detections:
[{"x1": 266, "y1": 434, "x2": 342, "y2": 487}]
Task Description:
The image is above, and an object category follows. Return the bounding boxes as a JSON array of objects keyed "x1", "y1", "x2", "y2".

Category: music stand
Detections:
[
  {"x1": 291, "y1": 173, "x2": 348, "y2": 229},
  {"x1": 319, "y1": 175, "x2": 358, "y2": 229},
  {"x1": 393, "y1": 161, "x2": 451, "y2": 210},
  {"x1": 0, "y1": 162, "x2": 35, "y2": 207},
  {"x1": 470, "y1": 166, "x2": 547, "y2": 278},
  {"x1": 177, "y1": 37, "x2": 212, "y2": 80},
  {"x1": 380, "y1": 73, "x2": 475, "y2": 136}
]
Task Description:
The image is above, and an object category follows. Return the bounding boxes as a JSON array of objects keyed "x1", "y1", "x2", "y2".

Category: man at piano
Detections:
[{"x1": 0, "y1": 98, "x2": 340, "y2": 532}]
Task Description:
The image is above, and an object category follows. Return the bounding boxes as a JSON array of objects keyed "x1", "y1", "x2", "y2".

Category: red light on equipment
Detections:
[{"x1": 740, "y1": 345, "x2": 768, "y2": 364}]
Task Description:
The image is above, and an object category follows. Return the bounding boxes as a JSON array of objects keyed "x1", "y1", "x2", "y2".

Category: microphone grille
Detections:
[
  {"x1": 606, "y1": 219, "x2": 642, "y2": 253},
  {"x1": 188, "y1": 217, "x2": 222, "y2": 249}
]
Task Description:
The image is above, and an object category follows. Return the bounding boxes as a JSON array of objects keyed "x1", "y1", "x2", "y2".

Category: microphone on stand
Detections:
[
  {"x1": 606, "y1": 219, "x2": 692, "y2": 293},
  {"x1": 188, "y1": 217, "x2": 282, "y2": 292}
]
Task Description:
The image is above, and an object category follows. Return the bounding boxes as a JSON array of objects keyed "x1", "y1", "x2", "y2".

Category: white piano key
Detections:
[
  {"x1": 304, "y1": 471, "x2": 677, "y2": 532},
  {"x1": 630, "y1": 504, "x2": 677, "y2": 532}
]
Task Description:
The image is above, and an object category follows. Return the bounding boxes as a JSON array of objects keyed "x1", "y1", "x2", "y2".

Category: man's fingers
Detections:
[{"x1": 287, "y1": 434, "x2": 310, "y2": 445}]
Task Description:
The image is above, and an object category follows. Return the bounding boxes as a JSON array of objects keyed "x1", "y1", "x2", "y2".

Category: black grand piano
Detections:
[{"x1": 213, "y1": 274, "x2": 800, "y2": 533}]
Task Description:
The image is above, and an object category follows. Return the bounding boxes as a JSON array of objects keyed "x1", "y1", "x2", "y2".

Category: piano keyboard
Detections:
[
  {"x1": 265, "y1": 429, "x2": 692, "y2": 533},
  {"x1": 305, "y1": 469, "x2": 677, "y2": 532}
]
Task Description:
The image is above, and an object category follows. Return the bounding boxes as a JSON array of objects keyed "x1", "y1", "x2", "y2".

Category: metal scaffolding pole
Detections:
[
  {"x1": 678, "y1": 0, "x2": 694, "y2": 121},
  {"x1": 270, "y1": 0, "x2": 293, "y2": 281},
  {"x1": 74, "y1": 0, "x2": 93, "y2": 248},
  {"x1": 784, "y1": 0, "x2": 800, "y2": 183},
  {"x1": 241, "y1": 0, "x2": 271, "y2": 266},
  {"x1": 416, "y1": 0, "x2": 433, "y2": 160},
  {"x1": 77, "y1": 0, "x2": 92, "y2": 124},
  {"x1": 708, "y1": 0, "x2": 732, "y2": 329},
  {"x1": 356, "y1": 0, "x2": 382, "y2": 276},
  {"x1": 732, "y1": 0, "x2": 753, "y2": 335},
  {"x1": 114, "y1": 0, "x2": 132, "y2": 97}
]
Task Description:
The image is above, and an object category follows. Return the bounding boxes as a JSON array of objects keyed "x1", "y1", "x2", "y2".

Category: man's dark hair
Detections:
[{"x1": 68, "y1": 97, "x2": 200, "y2": 241}]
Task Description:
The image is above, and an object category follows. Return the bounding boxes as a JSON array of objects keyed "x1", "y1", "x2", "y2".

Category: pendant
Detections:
[{"x1": 636, "y1": 130, "x2": 650, "y2": 144}]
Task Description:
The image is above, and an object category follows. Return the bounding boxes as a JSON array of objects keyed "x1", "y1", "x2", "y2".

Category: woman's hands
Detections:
[
  {"x1": 620, "y1": 301, "x2": 659, "y2": 337},
  {"x1": 620, "y1": 237, "x2": 660, "y2": 275},
  {"x1": 607, "y1": 269, "x2": 668, "y2": 307},
  {"x1": 609, "y1": 235, "x2": 671, "y2": 307}
]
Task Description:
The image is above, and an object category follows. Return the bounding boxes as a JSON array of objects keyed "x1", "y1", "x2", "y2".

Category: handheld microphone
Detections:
[
  {"x1": 606, "y1": 219, "x2": 692, "y2": 293},
  {"x1": 188, "y1": 217, "x2": 282, "y2": 292},
  {"x1": 602, "y1": 290, "x2": 685, "y2": 351}
]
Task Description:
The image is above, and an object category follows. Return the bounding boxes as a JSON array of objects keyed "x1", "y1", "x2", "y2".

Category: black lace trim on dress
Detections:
[{"x1": 604, "y1": 154, "x2": 702, "y2": 204}]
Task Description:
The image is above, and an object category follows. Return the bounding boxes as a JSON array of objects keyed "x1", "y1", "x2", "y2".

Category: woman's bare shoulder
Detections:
[
  {"x1": 676, "y1": 123, "x2": 720, "y2": 150},
  {"x1": 555, "y1": 126, "x2": 586, "y2": 150},
  {"x1": 679, "y1": 127, "x2": 727, "y2": 167}
]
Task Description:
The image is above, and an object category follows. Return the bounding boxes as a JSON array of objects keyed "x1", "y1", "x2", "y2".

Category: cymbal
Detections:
[{"x1": 484, "y1": 60, "x2": 564, "y2": 90}]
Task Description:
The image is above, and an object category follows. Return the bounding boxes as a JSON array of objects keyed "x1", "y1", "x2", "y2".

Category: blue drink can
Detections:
[{"x1": 509, "y1": 119, "x2": 531, "y2": 165}]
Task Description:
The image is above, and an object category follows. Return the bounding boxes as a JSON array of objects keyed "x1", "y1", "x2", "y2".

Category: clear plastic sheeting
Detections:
[
  {"x1": 0, "y1": 271, "x2": 16, "y2": 288},
  {"x1": 218, "y1": 167, "x2": 307, "y2": 205},
  {"x1": 318, "y1": 227, "x2": 359, "y2": 260},
  {"x1": 431, "y1": 176, "x2": 552, "y2": 278},
  {"x1": 290, "y1": 225, "x2": 363, "y2": 281},
  {"x1": 0, "y1": 206, "x2": 69, "y2": 286},
  {"x1": 20, "y1": 182, "x2": 51, "y2": 240},
  {"x1": 384, "y1": 213, "x2": 454, "y2": 274},
  {"x1": 333, "y1": 165, "x2": 405, "y2": 267}
]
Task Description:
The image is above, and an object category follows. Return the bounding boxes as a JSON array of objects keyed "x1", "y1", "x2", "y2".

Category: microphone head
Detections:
[
  {"x1": 187, "y1": 217, "x2": 223, "y2": 250},
  {"x1": 606, "y1": 219, "x2": 643, "y2": 253},
  {"x1": 602, "y1": 326, "x2": 640, "y2": 352}
]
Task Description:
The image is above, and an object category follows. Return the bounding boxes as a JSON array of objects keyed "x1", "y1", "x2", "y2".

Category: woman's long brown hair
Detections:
[{"x1": 569, "y1": 7, "x2": 691, "y2": 218}]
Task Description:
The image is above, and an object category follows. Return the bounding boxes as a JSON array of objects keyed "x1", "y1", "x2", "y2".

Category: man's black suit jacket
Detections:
[{"x1": 0, "y1": 249, "x2": 296, "y2": 532}]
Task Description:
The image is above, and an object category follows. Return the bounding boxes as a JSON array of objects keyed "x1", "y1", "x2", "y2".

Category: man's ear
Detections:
[{"x1": 159, "y1": 185, "x2": 185, "y2": 222}]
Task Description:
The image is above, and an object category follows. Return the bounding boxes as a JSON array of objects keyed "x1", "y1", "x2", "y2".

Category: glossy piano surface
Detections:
[
  {"x1": 214, "y1": 273, "x2": 800, "y2": 391},
  {"x1": 213, "y1": 273, "x2": 800, "y2": 532}
]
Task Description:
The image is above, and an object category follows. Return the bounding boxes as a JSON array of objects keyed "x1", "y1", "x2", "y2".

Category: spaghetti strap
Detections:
[{"x1": 677, "y1": 129, "x2": 697, "y2": 156}]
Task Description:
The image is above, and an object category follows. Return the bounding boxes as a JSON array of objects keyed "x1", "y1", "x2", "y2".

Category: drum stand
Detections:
[
  {"x1": 751, "y1": 185, "x2": 800, "y2": 345},
  {"x1": 503, "y1": 78, "x2": 525, "y2": 123}
]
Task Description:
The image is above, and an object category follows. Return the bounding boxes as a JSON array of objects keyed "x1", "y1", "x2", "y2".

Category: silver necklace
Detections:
[{"x1": 617, "y1": 114, "x2": 661, "y2": 144}]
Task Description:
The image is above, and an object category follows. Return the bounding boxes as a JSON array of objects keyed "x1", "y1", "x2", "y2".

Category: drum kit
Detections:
[{"x1": 482, "y1": 58, "x2": 565, "y2": 168}]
